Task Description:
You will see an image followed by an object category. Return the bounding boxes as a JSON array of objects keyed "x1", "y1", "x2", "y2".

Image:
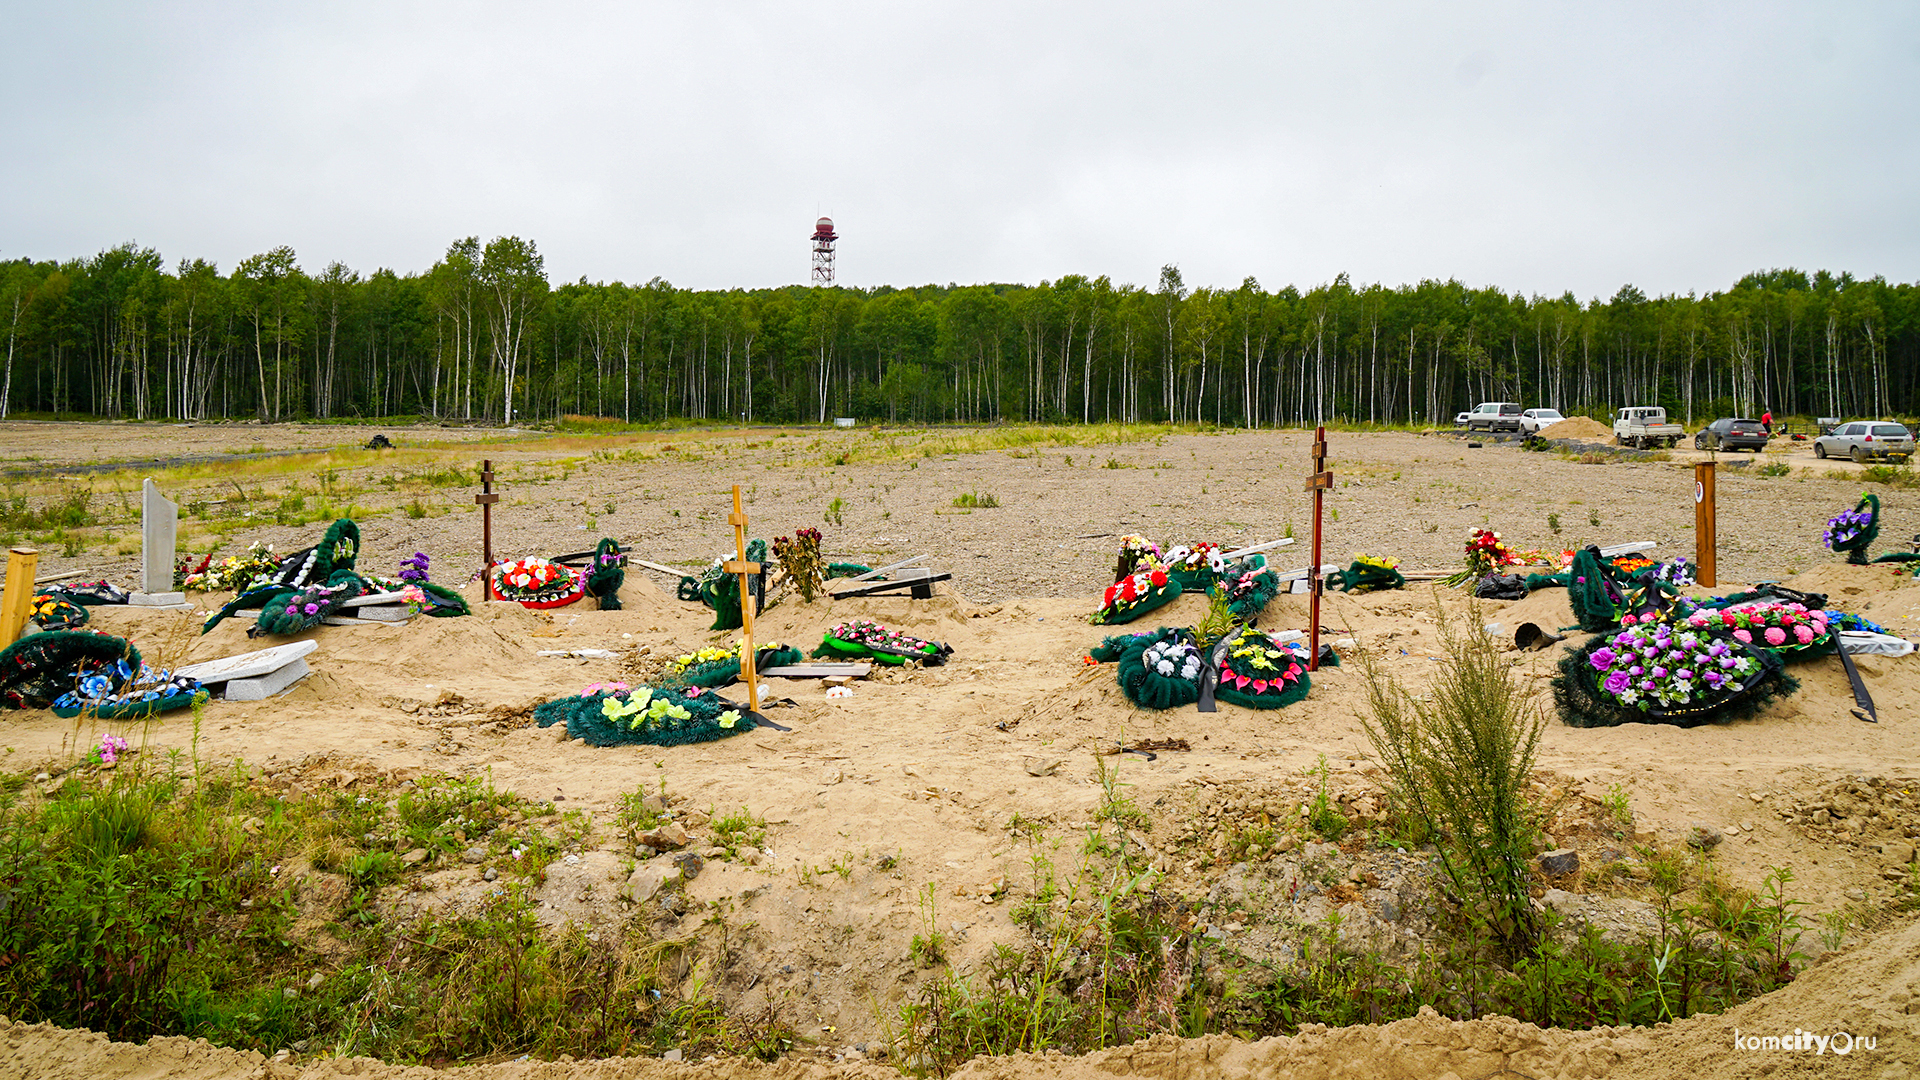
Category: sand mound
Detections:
[{"x1": 1539, "y1": 416, "x2": 1613, "y2": 440}]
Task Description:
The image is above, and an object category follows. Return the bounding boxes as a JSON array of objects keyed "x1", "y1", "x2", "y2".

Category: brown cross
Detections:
[
  {"x1": 1304, "y1": 429, "x2": 1331, "y2": 671},
  {"x1": 722, "y1": 485, "x2": 761, "y2": 711},
  {"x1": 475, "y1": 459, "x2": 500, "y2": 574}
]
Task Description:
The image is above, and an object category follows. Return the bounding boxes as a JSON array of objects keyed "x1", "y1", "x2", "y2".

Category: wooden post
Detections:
[
  {"x1": 1304, "y1": 428, "x2": 1332, "y2": 672},
  {"x1": 475, "y1": 460, "x2": 500, "y2": 575},
  {"x1": 1694, "y1": 461, "x2": 1717, "y2": 587},
  {"x1": 722, "y1": 485, "x2": 762, "y2": 712},
  {"x1": 0, "y1": 548, "x2": 39, "y2": 650}
]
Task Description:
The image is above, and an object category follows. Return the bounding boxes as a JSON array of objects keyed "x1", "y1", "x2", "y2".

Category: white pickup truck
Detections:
[{"x1": 1613, "y1": 407, "x2": 1686, "y2": 449}]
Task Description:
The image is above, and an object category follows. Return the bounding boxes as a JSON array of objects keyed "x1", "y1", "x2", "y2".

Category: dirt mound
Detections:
[
  {"x1": 7, "y1": 915, "x2": 1917, "y2": 1077},
  {"x1": 1539, "y1": 416, "x2": 1613, "y2": 440}
]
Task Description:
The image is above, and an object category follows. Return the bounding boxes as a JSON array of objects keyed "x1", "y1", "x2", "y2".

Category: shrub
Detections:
[{"x1": 1357, "y1": 604, "x2": 1545, "y2": 960}]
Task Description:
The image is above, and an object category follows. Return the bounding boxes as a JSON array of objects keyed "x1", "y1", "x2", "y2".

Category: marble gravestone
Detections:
[
  {"x1": 130, "y1": 478, "x2": 189, "y2": 607},
  {"x1": 175, "y1": 640, "x2": 318, "y2": 701}
]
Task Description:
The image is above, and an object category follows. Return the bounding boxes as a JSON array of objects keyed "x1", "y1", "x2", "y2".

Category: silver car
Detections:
[{"x1": 1813, "y1": 420, "x2": 1916, "y2": 463}]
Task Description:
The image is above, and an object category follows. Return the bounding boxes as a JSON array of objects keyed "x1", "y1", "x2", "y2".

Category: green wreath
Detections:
[
  {"x1": 674, "y1": 645, "x2": 805, "y2": 688},
  {"x1": 254, "y1": 570, "x2": 366, "y2": 636},
  {"x1": 697, "y1": 540, "x2": 767, "y2": 631},
  {"x1": 534, "y1": 685, "x2": 756, "y2": 747},
  {"x1": 812, "y1": 619, "x2": 951, "y2": 666},
  {"x1": 1825, "y1": 493, "x2": 1880, "y2": 565},
  {"x1": 203, "y1": 519, "x2": 360, "y2": 634},
  {"x1": 1552, "y1": 629, "x2": 1796, "y2": 729},
  {"x1": 1114, "y1": 627, "x2": 1204, "y2": 710},
  {"x1": 1216, "y1": 556, "x2": 1279, "y2": 622},
  {"x1": 1214, "y1": 627, "x2": 1312, "y2": 709},
  {"x1": 1327, "y1": 559, "x2": 1406, "y2": 594},
  {"x1": 0, "y1": 630, "x2": 141, "y2": 710},
  {"x1": 583, "y1": 538, "x2": 626, "y2": 611}
]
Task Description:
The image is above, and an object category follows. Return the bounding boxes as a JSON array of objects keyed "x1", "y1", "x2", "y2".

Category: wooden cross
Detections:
[
  {"x1": 722, "y1": 484, "x2": 761, "y2": 711},
  {"x1": 1694, "y1": 461, "x2": 1717, "y2": 587},
  {"x1": 1303, "y1": 427, "x2": 1332, "y2": 672},
  {"x1": 475, "y1": 459, "x2": 500, "y2": 574}
]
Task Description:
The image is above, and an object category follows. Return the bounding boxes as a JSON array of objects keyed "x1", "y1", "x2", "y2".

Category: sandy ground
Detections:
[{"x1": 0, "y1": 421, "x2": 1917, "y2": 1078}]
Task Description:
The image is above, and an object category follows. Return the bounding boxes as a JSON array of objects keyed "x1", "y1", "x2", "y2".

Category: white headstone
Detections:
[
  {"x1": 175, "y1": 640, "x2": 318, "y2": 683},
  {"x1": 341, "y1": 591, "x2": 409, "y2": 608},
  {"x1": 224, "y1": 656, "x2": 311, "y2": 700},
  {"x1": 343, "y1": 605, "x2": 413, "y2": 623},
  {"x1": 141, "y1": 478, "x2": 178, "y2": 595}
]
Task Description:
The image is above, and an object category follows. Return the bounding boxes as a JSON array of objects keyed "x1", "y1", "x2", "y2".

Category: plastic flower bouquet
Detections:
[
  {"x1": 1443, "y1": 528, "x2": 1518, "y2": 587},
  {"x1": 1163, "y1": 541, "x2": 1226, "y2": 592},
  {"x1": 1113, "y1": 535, "x2": 1163, "y2": 583},
  {"x1": 1647, "y1": 556, "x2": 1696, "y2": 589}
]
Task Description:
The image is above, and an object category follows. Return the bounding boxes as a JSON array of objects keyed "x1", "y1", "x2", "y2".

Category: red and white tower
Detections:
[{"x1": 810, "y1": 216, "x2": 837, "y2": 286}]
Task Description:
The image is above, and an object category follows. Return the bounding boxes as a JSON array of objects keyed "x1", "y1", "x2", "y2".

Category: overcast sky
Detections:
[{"x1": 3, "y1": 2, "x2": 1916, "y2": 299}]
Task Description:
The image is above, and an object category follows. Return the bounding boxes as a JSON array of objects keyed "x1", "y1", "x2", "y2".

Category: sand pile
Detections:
[{"x1": 1539, "y1": 416, "x2": 1614, "y2": 440}]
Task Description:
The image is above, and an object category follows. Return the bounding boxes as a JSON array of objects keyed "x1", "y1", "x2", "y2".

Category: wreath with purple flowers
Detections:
[{"x1": 1554, "y1": 619, "x2": 1795, "y2": 728}]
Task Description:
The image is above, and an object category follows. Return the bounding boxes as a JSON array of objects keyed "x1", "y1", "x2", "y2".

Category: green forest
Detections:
[{"x1": 2, "y1": 237, "x2": 1915, "y2": 428}]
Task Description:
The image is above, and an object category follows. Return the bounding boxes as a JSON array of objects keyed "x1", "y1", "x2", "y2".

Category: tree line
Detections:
[{"x1": 2, "y1": 239, "x2": 1915, "y2": 428}]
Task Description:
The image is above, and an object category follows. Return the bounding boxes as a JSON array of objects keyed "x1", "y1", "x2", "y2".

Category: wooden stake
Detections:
[
  {"x1": 722, "y1": 485, "x2": 762, "y2": 711},
  {"x1": 1305, "y1": 427, "x2": 1331, "y2": 672},
  {"x1": 475, "y1": 459, "x2": 500, "y2": 575},
  {"x1": 1694, "y1": 462, "x2": 1717, "y2": 587},
  {"x1": 0, "y1": 548, "x2": 39, "y2": 650}
]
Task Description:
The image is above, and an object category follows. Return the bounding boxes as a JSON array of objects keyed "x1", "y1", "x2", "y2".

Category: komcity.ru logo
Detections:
[{"x1": 1733, "y1": 1028, "x2": 1876, "y2": 1055}]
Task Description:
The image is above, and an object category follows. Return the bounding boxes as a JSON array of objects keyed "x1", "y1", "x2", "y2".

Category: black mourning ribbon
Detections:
[{"x1": 1836, "y1": 646, "x2": 1879, "y2": 724}]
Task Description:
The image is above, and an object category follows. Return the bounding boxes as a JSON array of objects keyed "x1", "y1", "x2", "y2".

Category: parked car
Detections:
[
  {"x1": 1813, "y1": 420, "x2": 1916, "y2": 463},
  {"x1": 1465, "y1": 402, "x2": 1523, "y2": 433},
  {"x1": 1694, "y1": 417, "x2": 1769, "y2": 452},
  {"x1": 1519, "y1": 408, "x2": 1565, "y2": 435},
  {"x1": 1613, "y1": 406, "x2": 1685, "y2": 449},
  {"x1": 1454, "y1": 411, "x2": 1472, "y2": 426}
]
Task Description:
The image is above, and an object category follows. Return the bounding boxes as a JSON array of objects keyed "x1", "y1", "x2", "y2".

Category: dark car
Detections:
[{"x1": 1693, "y1": 417, "x2": 1769, "y2": 452}]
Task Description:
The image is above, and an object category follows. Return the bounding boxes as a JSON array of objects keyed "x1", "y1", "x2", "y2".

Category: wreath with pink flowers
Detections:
[
  {"x1": 1214, "y1": 626, "x2": 1311, "y2": 709},
  {"x1": 1678, "y1": 601, "x2": 1834, "y2": 660},
  {"x1": 489, "y1": 557, "x2": 585, "y2": 608}
]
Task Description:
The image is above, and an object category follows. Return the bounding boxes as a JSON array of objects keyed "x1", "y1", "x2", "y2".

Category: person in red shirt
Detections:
[{"x1": 1761, "y1": 409, "x2": 1773, "y2": 435}]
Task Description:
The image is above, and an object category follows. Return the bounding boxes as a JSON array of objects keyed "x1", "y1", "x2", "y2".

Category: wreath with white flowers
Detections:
[
  {"x1": 1113, "y1": 627, "x2": 1205, "y2": 710},
  {"x1": 489, "y1": 557, "x2": 585, "y2": 608}
]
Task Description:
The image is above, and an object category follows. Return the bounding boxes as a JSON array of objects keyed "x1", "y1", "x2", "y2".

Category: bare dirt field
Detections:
[{"x1": 0, "y1": 420, "x2": 1916, "y2": 1079}]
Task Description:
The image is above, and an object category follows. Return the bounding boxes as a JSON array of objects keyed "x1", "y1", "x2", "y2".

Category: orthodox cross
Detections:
[
  {"x1": 1304, "y1": 427, "x2": 1332, "y2": 672},
  {"x1": 723, "y1": 485, "x2": 761, "y2": 711},
  {"x1": 475, "y1": 459, "x2": 499, "y2": 574}
]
